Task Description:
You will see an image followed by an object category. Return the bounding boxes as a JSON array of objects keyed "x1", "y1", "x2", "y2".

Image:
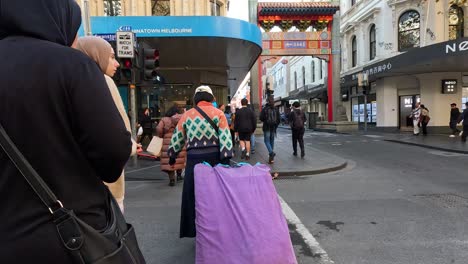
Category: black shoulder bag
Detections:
[{"x1": 0, "y1": 123, "x2": 146, "y2": 264}]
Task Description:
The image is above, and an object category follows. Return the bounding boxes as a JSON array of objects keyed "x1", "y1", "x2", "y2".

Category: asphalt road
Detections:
[
  {"x1": 274, "y1": 130, "x2": 468, "y2": 264},
  {"x1": 124, "y1": 130, "x2": 468, "y2": 264}
]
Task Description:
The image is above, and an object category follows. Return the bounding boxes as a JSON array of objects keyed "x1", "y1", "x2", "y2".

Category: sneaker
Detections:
[
  {"x1": 460, "y1": 131, "x2": 464, "y2": 137},
  {"x1": 449, "y1": 135, "x2": 456, "y2": 138},
  {"x1": 293, "y1": 152, "x2": 297, "y2": 156},
  {"x1": 268, "y1": 152, "x2": 275, "y2": 164},
  {"x1": 251, "y1": 149, "x2": 255, "y2": 154},
  {"x1": 301, "y1": 152, "x2": 305, "y2": 158},
  {"x1": 245, "y1": 153, "x2": 250, "y2": 160}
]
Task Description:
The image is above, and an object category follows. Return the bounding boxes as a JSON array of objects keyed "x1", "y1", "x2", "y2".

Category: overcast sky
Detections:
[{"x1": 228, "y1": 0, "x2": 307, "y2": 22}]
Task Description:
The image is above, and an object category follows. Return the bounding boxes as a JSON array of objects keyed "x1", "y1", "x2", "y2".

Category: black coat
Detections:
[
  {"x1": 450, "y1": 108, "x2": 461, "y2": 122},
  {"x1": 234, "y1": 107, "x2": 256, "y2": 133},
  {"x1": 0, "y1": 0, "x2": 131, "y2": 262}
]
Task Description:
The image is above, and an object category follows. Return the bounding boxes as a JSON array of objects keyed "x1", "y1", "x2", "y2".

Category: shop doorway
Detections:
[{"x1": 399, "y1": 95, "x2": 420, "y2": 131}]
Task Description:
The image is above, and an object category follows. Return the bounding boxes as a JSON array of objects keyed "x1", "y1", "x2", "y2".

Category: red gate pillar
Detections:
[{"x1": 327, "y1": 54, "x2": 333, "y2": 122}]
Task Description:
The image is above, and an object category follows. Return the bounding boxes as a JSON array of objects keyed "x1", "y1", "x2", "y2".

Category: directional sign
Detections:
[
  {"x1": 116, "y1": 31, "x2": 135, "y2": 58},
  {"x1": 118, "y1": 25, "x2": 132, "y2": 32}
]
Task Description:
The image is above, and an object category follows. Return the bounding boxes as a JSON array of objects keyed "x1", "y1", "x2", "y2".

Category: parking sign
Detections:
[{"x1": 116, "y1": 31, "x2": 135, "y2": 58}]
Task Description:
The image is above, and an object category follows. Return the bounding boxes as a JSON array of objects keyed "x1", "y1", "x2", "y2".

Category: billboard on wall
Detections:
[{"x1": 261, "y1": 31, "x2": 331, "y2": 56}]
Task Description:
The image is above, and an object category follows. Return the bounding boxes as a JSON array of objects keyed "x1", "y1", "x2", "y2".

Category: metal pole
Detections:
[
  {"x1": 130, "y1": 70, "x2": 138, "y2": 164},
  {"x1": 82, "y1": 0, "x2": 92, "y2": 36},
  {"x1": 364, "y1": 91, "x2": 368, "y2": 132}
]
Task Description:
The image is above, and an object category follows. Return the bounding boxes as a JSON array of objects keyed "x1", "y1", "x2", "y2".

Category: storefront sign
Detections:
[
  {"x1": 445, "y1": 41, "x2": 468, "y2": 54},
  {"x1": 442, "y1": 79, "x2": 457, "y2": 94},
  {"x1": 351, "y1": 62, "x2": 393, "y2": 81}
]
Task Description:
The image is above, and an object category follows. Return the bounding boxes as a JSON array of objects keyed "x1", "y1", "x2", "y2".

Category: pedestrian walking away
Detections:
[
  {"x1": 289, "y1": 101, "x2": 307, "y2": 158},
  {"x1": 156, "y1": 105, "x2": 186, "y2": 187},
  {"x1": 168, "y1": 86, "x2": 233, "y2": 238},
  {"x1": 0, "y1": 0, "x2": 134, "y2": 262},
  {"x1": 76, "y1": 36, "x2": 140, "y2": 213},
  {"x1": 449, "y1": 103, "x2": 461, "y2": 137},
  {"x1": 260, "y1": 95, "x2": 280, "y2": 164},
  {"x1": 409, "y1": 102, "x2": 421, "y2": 135},
  {"x1": 419, "y1": 104, "x2": 430, "y2": 136},
  {"x1": 459, "y1": 102, "x2": 468, "y2": 142},
  {"x1": 234, "y1": 98, "x2": 257, "y2": 160},
  {"x1": 219, "y1": 104, "x2": 236, "y2": 153}
]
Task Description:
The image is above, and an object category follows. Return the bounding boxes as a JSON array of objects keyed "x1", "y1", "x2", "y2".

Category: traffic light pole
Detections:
[
  {"x1": 364, "y1": 91, "x2": 368, "y2": 133},
  {"x1": 130, "y1": 69, "x2": 138, "y2": 164}
]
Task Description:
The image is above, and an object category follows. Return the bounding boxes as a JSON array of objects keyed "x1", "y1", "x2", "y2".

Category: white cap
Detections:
[{"x1": 194, "y1": 85, "x2": 213, "y2": 95}]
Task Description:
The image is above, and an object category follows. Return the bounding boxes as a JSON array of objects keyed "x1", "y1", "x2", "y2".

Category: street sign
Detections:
[
  {"x1": 118, "y1": 26, "x2": 132, "y2": 32},
  {"x1": 116, "y1": 31, "x2": 135, "y2": 58}
]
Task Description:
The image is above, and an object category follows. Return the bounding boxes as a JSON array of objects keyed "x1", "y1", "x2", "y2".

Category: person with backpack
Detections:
[
  {"x1": 289, "y1": 101, "x2": 307, "y2": 158},
  {"x1": 260, "y1": 95, "x2": 280, "y2": 164}
]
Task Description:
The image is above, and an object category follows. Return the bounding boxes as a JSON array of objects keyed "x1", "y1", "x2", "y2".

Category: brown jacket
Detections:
[{"x1": 156, "y1": 114, "x2": 186, "y2": 171}]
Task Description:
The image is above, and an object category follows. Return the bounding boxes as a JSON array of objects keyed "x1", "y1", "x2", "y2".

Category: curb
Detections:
[
  {"x1": 384, "y1": 139, "x2": 468, "y2": 154},
  {"x1": 273, "y1": 160, "x2": 348, "y2": 178}
]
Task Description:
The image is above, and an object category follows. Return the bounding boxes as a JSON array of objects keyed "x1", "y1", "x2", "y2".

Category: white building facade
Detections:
[{"x1": 340, "y1": 0, "x2": 468, "y2": 132}]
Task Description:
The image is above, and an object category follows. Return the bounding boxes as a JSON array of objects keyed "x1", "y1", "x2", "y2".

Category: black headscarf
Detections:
[{"x1": 0, "y1": 0, "x2": 82, "y2": 46}]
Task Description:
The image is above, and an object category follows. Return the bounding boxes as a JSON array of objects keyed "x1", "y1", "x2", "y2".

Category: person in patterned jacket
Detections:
[{"x1": 168, "y1": 85, "x2": 233, "y2": 238}]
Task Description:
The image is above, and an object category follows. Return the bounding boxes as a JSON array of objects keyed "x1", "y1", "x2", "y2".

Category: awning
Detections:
[
  {"x1": 340, "y1": 37, "x2": 468, "y2": 87},
  {"x1": 79, "y1": 16, "x2": 262, "y2": 93},
  {"x1": 283, "y1": 83, "x2": 327, "y2": 101}
]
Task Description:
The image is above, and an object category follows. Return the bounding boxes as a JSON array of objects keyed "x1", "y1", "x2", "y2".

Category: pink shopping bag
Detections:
[{"x1": 194, "y1": 163, "x2": 297, "y2": 264}]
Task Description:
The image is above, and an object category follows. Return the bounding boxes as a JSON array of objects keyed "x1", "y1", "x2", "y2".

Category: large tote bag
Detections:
[
  {"x1": 146, "y1": 136, "x2": 163, "y2": 156},
  {"x1": 194, "y1": 163, "x2": 297, "y2": 264}
]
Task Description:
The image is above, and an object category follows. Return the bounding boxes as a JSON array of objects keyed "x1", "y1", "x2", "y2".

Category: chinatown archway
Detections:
[{"x1": 257, "y1": 2, "x2": 339, "y2": 122}]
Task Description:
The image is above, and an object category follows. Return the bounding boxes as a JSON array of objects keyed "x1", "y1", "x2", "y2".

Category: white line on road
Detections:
[
  {"x1": 126, "y1": 164, "x2": 160, "y2": 174},
  {"x1": 279, "y1": 196, "x2": 335, "y2": 264}
]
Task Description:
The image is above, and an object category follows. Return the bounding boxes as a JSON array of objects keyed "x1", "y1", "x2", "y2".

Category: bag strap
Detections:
[
  {"x1": 195, "y1": 106, "x2": 219, "y2": 134},
  {"x1": 0, "y1": 123, "x2": 63, "y2": 214}
]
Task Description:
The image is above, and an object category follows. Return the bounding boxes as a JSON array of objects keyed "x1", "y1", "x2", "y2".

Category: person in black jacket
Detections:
[
  {"x1": 289, "y1": 101, "x2": 307, "y2": 158},
  {"x1": 460, "y1": 102, "x2": 468, "y2": 142},
  {"x1": 234, "y1": 98, "x2": 256, "y2": 160},
  {"x1": 449, "y1": 103, "x2": 461, "y2": 137},
  {"x1": 0, "y1": 0, "x2": 132, "y2": 262},
  {"x1": 260, "y1": 95, "x2": 281, "y2": 164}
]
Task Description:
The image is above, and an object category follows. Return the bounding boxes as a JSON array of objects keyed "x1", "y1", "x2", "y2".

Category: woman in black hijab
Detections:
[{"x1": 0, "y1": 0, "x2": 132, "y2": 262}]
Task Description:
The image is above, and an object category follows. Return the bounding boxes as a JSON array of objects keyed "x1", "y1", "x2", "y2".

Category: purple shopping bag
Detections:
[{"x1": 194, "y1": 163, "x2": 297, "y2": 264}]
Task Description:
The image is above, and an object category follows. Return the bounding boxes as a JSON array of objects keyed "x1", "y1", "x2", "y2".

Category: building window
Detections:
[
  {"x1": 319, "y1": 60, "x2": 323, "y2": 79},
  {"x1": 398, "y1": 10, "x2": 420, "y2": 51},
  {"x1": 351, "y1": 0, "x2": 356, "y2": 6},
  {"x1": 151, "y1": 0, "x2": 170, "y2": 16},
  {"x1": 370, "y1": 24, "x2": 376, "y2": 60},
  {"x1": 104, "y1": 0, "x2": 121, "y2": 16},
  {"x1": 351, "y1": 36, "x2": 357, "y2": 67},
  {"x1": 211, "y1": 0, "x2": 222, "y2": 16},
  {"x1": 294, "y1": 71, "x2": 297, "y2": 90},
  {"x1": 302, "y1": 66, "x2": 306, "y2": 87},
  {"x1": 449, "y1": 5, "x2": 464, "y2": 40},
  {"x1": 311, "y1": 61, "x2": 315, "y2": 83}
]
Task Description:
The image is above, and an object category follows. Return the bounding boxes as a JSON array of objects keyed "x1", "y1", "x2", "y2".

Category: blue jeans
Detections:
[
  {"x1": 263, "y1": 130, "x2": 275, "y2": 155},
  {"x1": 251, "y1": 134, "x2": 255, "y2": 151}
]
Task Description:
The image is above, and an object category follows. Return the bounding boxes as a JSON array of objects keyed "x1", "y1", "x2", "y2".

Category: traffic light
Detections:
[
  {"x1": 143, "y1": 48, "x2": 160, "y2": 81},
  {"x1": 120, "y1": 58, "x2": 133, "y2": 81}
]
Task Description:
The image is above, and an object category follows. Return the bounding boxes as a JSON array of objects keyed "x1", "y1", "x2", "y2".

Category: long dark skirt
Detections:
[{"x1": 180, "y1": 151, "x2": 220, "y2": 238}]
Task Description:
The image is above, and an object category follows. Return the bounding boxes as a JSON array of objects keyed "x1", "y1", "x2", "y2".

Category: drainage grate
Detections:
[{"x1": 414, "y1": 193, "x2": 468, "y2": 209}]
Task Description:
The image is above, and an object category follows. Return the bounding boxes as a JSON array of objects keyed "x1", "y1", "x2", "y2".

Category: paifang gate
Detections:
[{"x1": 257, "y1": 2, "x2": 339, "y2": 122}]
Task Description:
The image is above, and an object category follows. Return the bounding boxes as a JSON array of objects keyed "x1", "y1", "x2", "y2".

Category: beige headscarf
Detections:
[{"x1": 76, "y1": 36, "x2": 113, "y2": 74}]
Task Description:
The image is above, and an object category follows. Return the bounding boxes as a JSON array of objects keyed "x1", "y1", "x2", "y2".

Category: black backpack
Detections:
[
  {"x1": 265, "y1": 107, "x2": 278, "y2": 127},
  {"x1": 292, "y1": 110, "x2": 304, "y2": 129}
]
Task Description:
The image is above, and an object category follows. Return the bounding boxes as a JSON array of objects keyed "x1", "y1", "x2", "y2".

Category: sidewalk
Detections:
[
  {"x1": 382, "y1": 133, "x2": 468, "y2": 154},
  {"x1": 232, "y1": 134, "x2": 348, "y2": 177}
]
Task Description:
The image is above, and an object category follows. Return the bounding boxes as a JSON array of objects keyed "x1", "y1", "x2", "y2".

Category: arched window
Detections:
[
  {"x1": 351, "y1": 0, "x2": 356, "y2": 6},
  {"x1": 449, "y1": 5, "x2": 464, "y2": 40},
  {"x1": 319, "y1": 60, "x2": 323, "y2": 79},
  {"x1": 302, "y1": 66, "x2": 306, "y2": 87},
  {"x1": 294, "y1": 72, "x2": 297, "y2": 90},
  {"x1": 351, "y1": 36, "x2": 357, "y2": 67},
  {"x1": 398, "y1": 10, "x2": 420, "y2": 51},
  {"x1": 369, "y1": 24, "x2": 376, "y2": 60},
  {"x1": 311, "y1": 61, "x2": 315, "y2": 83},
  {"x1": 104, "y1": 0, "x2": 121, "y2": 16}
]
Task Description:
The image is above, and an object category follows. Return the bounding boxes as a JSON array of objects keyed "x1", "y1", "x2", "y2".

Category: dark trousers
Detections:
[
  {"x1": 292, "y1": 127, "x2": 305, "y2": 155},
  {"x1": 421, "y1": 122, "x2": 428, "y2": 135},
  {"x1": 450, "y1": 121, "x2": 461, "y2": 135},
  {"x1": 462, "y1": 125, "x2": 468, "y2": 142},
  {"x1": 180, "y1": 151, "x2": 219, "y2": 238}
]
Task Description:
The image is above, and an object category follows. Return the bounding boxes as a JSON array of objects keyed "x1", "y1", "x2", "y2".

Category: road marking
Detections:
[
  {"x1": 428, "y1": 151, "x2": 468, "y2": 157},
  {"x1": 126, "y1": 164, "x2": 160, "y2": 174},
  {"x1": 363, "y1": 135, "x2": 384, "y2": 138},
  {"x1": 279, "y1": 196, "x2": 334, "y2": 264}
]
